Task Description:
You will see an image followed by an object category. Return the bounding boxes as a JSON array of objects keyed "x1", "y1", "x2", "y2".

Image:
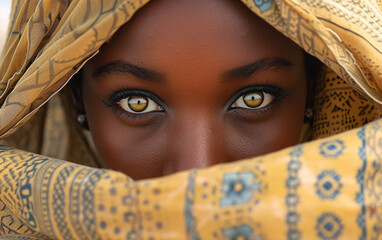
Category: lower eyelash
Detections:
[
  {"x1": 110, "y1": 103, "x2": 166, "y2": 124},
  {"x1": 113, "y1": 107, "x2": 152, "y2": 121},
  {"x1": 227, "y1": 85, "x2": 286, "y2": 111},
  {"x1": 230, "y1": 103, "x2": 276, "y2": 121}
]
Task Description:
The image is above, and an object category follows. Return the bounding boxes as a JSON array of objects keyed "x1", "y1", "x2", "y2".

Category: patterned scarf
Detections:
[{"x1": 0, "y1": 0, "x2": 381, "y2": 239}]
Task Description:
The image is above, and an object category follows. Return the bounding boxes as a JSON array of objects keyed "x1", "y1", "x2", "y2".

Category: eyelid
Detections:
[
  {"x1": 227, "y1": 85, "x2": 286, "y2": 110},
  {"x1": 106, "y1": 89, "x2": 166, "y2": 111}
]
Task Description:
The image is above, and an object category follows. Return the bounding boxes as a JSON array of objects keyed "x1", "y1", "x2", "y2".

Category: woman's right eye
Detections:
[{"x1": 118, "y1": 95, "x2": 164, "y2": 114}]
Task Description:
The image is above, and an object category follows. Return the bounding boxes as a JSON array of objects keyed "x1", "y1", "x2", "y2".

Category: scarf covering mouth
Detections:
[{"x1": 0, "y1": 0, "x2": 381, "y2": 239}]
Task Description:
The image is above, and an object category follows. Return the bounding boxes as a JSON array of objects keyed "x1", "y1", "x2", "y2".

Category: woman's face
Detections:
[{"x1": 81, "y1": 0, "x2": 307, "y2": 179}]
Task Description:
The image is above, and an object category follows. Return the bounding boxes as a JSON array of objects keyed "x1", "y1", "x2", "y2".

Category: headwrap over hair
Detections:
[{"x1": 0, "y1": 0, "x2": 382, "y2": 239}]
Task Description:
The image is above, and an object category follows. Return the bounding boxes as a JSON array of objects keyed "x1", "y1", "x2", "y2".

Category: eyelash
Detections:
[
  {"x1": 227, "y1": 85, "x2": 286, "y2": 111},
  {"x1": 104, "y1": 85, "x2": 285, "y2": 120},
  {"x1": 104, "y1": 89, "x2": 165, "y2": 120}
]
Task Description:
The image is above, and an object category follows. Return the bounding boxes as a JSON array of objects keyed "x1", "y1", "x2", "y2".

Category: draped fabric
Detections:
[
  {"x1": 0, "y1": 0, "x2": 381, "y2": 239},
  {"x1": 0, "y1": 120, "x2": 381, "y2": 239}
]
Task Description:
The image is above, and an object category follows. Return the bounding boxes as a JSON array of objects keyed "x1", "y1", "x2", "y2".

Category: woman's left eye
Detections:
[
  {"x1": 230, "y1": 91, "x2": 275, "y2": 109},
  {"x1": 118, "y1": 95, "x2": 163, "y2": 114}
]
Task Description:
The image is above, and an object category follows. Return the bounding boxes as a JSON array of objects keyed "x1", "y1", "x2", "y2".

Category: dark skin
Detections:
[{"x1": 81, "y1": 0, "x2": 308, "y2": 180}]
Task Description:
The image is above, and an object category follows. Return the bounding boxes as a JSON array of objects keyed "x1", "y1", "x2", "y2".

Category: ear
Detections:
[
  {"x1": 303, "y1": 52, "x2": 322, "y2": 123},
  {"x1": 305, "y1": 72, "x2": 316, "y2": 111},
  {"x1": 68, "y1": 70, "x2": 90, "y2": 130}
]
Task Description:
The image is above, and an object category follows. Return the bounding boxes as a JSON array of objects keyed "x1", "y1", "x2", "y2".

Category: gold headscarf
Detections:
[{"x1": 0, "y1": 0, "x2": 381, "y2": 239}]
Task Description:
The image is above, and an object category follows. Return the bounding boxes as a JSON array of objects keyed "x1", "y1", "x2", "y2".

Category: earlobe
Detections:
[
  {"x1": 304, "y1": 75, "x2": 316, "y2": 124},
  {"x1": 303, "y1": 52, "x2": 322, "y2": 123},
  {"x1": 76, "y1": 113, "x2": 89, "y2": 129},
  {"x1": 68, "y1": 70, "x2": 90, "y2": 130},
  {"x1": 304, "y1": 106, "x2": 313, "y2": 123}
]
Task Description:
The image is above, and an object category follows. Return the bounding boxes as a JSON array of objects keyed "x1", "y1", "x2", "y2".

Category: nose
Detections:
[{"x1": 162, "y1": 114, "x2": 227, "y2": 175}]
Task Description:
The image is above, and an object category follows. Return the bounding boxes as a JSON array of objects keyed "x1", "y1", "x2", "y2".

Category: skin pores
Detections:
[{"x1": 81, "y1": 0, "x2": 307, "y2": 180}]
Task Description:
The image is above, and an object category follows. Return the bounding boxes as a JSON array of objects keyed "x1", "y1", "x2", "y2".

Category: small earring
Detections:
[
  {"x1": 304, "y1": 107, "x2": 313, "y2": 118},
  {"x1": 304, "y1": 107, "x2": 313, "y2": 123},
  {"x1": 77, "y1": 114, "x2": 86, "y2": 125}
]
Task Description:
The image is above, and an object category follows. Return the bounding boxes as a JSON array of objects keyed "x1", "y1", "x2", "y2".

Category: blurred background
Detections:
[{"x1": 0, "y1": 0, "x2": 12, "y2": 53}]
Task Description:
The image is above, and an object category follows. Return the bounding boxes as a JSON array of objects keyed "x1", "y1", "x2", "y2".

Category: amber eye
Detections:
[
  {"x1": 231, "y1": 91, "x2": 274, "y2": 110},
  {"x1": 127, "y1": 96, "x2": 148, "y2": 112},
  {"x1": 118, "y1": 95, "x2": 163, "y2": 114},
  {"x1": 243, "y1": 92, "x2": 263, "y2": 108}
]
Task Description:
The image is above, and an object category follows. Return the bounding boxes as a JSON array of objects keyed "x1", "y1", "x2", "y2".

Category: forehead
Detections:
[{"x1": 91, "y1": 0, "x2": 302, "y2": 72}]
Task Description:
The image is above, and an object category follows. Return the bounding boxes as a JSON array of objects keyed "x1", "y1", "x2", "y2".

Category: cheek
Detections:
[
  {"x1": 81, "y1": 74, "x2": 307, "y2": 178},
  {"x1": 227, "y1": 87, "x2": 306, "y2": 159},
  {"x1": 95, "y1": 127, "x2": 168, "y2": 180},
  {"x1": 90, "y1": 116, "x2": 169, "y2": 179},
  {"x1": 82, "y1": 84, "x2": 168, "y2": 180}
]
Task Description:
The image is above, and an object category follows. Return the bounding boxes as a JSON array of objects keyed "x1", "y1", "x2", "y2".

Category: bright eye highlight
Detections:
[
  {"x1": 119, "y1": 95, "x2": 163, "y2": 113},
  {"x1": 231, "y1": 91, "x2": 275, "y2": 109}
]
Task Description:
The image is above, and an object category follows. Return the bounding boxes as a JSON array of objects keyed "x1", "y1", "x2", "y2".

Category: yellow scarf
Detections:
[{"x1": 0, "y1": 0, "x2": 381, "y2": 239}]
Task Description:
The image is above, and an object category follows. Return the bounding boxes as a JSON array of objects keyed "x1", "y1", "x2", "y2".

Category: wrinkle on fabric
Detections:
[
  {"x1": 0, "y1": 119, "x2": 382, "y2": 239},
  {"x1": 0, "y1": 0, "x2": 381, "y2": 239}
]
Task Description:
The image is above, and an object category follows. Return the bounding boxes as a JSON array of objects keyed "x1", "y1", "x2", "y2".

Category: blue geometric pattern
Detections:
[
  {"x1": 287, "y1": 211, "x2": 300, "y2": 225},
  {"x1": 286, "y1": 175, "x2": 299, "y2": 189},
  {"x1": 316, "y1": 213, "x2": 343, "y2": 240},
  {"x1": 319, "y1": 140, "x2": 345, "y2": 158},
  {"x1": 220, "y1": 172, "x2": 261, "y2": 207},
  {"x1": 38, "y1": 161, "x2": 70, "y2": 238},
  {"x1": 221, "y1": 224, "x2": 253, "y2": 239},
  {"x1": 286, "y1": 146, "x2": 302, "y2": 240},
  {"x1": 18, "y1": 156, "x2": 50, "y2": 229},
  {"x1": 315, "y1": 170, "x2": 342, "y2": 199},
  {"x1": 357, "y1": 127, "x2": 366, "y2": 240},
  {"x1": 81, "y1": 169, "x2": 106, "y2": 239},
  {"x1": 286, "y1": 193, "x2": 299, "y2": 207},
  {"x1": 252, "y1": 0, "x2": 274, "y2": 13},
  {"x1": 52, "y1": 165, "x2": 76, "y2": 239},
  {"x1": 185, "y1": 170, "x2": 200, "y2": 240}
]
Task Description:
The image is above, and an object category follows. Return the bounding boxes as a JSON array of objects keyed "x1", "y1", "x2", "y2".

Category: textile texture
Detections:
[
  {"x1": 0, "y1": 117, "x2": 381, "y2": 239},
  {"x1": 0, "y1": 0, "x2": 381, "y2": 239}
]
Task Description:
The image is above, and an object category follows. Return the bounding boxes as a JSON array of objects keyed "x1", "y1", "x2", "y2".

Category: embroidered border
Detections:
[
  {"x1": 286, "y1": 146, "x2": 303, "y2": 240},
  {"x1": 356, "y1": 126, "x2": 366, "y2": 240}
]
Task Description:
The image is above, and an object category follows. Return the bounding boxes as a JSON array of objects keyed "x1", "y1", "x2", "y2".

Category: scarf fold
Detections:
[
  {"x1": 0, "y1": 0, "x2": 382, "y2": 239},
  {"x1": 0, "y1": 118, "x2": 381, "y2": 239},
  {"x1": 0, "y1": 0, "x2": 382, "y2": 139}
]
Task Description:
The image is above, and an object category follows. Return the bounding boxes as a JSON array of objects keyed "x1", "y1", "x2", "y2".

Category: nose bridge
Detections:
[{"x1": 165, "y1": 113, "x2": 225, "y2": 174}]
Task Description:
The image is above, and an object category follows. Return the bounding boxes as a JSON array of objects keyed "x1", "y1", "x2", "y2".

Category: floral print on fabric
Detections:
[
  {"x1": 315, "y1": 170, "x2": 342, "y2": 199},
  {"x1": 316, "y1": 213, "x2": 343, "y2": 240},
  {"x1": 319, "y1": 140, "x2": 345, "y2": 158},
  {"x1": 221, "y1": 224, "x2": 256, "y2": 239},
  {"x1": 0, "y1": 0, "x2": 382, "y2": 239},
  {"x1": 0, "y1": 117, "x2": 382, "y2": 239},
  {"x1": 252, "y1": 0, "x2": 274, "y2": 13},
  {"x1": 220, "y1": 172, "x2": 261, "y2": 207}
]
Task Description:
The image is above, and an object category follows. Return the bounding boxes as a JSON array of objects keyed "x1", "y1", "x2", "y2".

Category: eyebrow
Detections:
[
  {"x1": 93, "y1": 60, "x2": 164, "y2": 82},
  {"x1": 223, "y1": 57, "x2": 294, "y2": 82}
]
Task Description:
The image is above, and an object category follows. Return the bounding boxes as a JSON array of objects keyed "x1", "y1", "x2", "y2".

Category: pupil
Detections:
[
  {"x1": 243, "y1": 92, "x2": 263, "y2": 108},
  {"x1": 127, "y1": 96, "x2": 148, "y2": 112}
]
